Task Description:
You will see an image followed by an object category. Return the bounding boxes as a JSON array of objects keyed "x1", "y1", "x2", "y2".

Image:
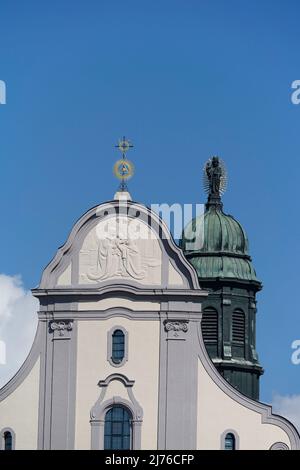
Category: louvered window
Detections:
[
  {"x1": 232, "y1": 309, "x2": 245, "y2": 358},
  {"x1": 201, "y1": 308, "x2": 218, "y2": 356},
  {"x1": 232, "y1": 310, "x2": 245, "y2": 344}
]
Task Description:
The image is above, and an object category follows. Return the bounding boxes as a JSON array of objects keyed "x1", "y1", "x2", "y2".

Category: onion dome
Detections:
[{"x1": 181, "y1": 157, "x2": 260, "y2": 286}]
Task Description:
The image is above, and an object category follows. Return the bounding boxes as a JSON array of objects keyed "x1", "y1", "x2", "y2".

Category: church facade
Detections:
[{"x1": 0, "y1": 157, "x2": 299, "y2": 450}]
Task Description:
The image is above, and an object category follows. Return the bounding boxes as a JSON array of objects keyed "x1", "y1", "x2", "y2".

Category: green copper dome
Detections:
[
  {"x1": 181, "y1": 156, "x2": 260, "y2": 284},
  {"x1": 182, "y1": 206, "x2": 249, "y2": 254},
  {"x1": 181, "y1": 206, "x2": 259, "y2": 282}
]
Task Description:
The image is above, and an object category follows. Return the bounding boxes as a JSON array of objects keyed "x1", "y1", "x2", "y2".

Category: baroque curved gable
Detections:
[{"x1": 38, "y1": 200, "x2": 200, "y2": 291}]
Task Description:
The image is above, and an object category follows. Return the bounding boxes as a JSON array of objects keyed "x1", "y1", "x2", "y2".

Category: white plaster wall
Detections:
[
  {"x1": 197, "y1": 358, "x2": 291, "y2": 449},
  {"x1": 78, "y1": 298, "x2": 160, "y2": 311},
  {"x1": 57, "y1": 263, "x2": 71, "y2": 285},
  {"x1": 0, "y1": 358, "x2": 40, "y2": 449},
  {"x1": 168, "y1": 262, "x2": 184, "y2": 285},
  {"x1": 75, "y1": 317, "x2": 160, "y2": 450}
]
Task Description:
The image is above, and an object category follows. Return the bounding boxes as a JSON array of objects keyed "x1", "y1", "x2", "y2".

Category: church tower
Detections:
[{"x1": 181, "y1": 157, "x2": 263, "y2": 400}]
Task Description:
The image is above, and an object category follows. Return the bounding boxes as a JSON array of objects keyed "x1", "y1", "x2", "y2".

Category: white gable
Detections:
[{"x1": 39, "y1": 201, "x2": 199, "y2": 291}]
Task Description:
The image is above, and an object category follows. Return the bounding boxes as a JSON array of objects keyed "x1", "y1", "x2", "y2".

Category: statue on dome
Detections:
[{"x1": 205, "y1": 156, "x2": 222, "y2": 196}]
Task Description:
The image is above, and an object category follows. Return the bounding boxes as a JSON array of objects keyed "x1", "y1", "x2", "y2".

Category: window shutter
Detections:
[
  {"x1": 201, "y1": 308, "x2": 218, "y2": 344},
  {"x1": 232, "y1": 310, "x2": 245, "y2": 344}
]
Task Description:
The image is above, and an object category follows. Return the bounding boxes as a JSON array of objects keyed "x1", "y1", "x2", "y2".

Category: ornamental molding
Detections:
[
  {"x1": 269, "y1": 442, "x2": 289, "y2": 450},
  {"x1": 98, "y1": 373, "x2": 134, "y2": 388},
  {"x1": 49, "y1": 320, "x2": 73, "y2": 337},
  {"x1": 164, "y1": 320, "x2": 189, "y2": 337}
]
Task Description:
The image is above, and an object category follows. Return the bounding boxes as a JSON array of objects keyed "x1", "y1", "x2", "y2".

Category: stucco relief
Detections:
[
  {"x1": 79, "y1": 216, "x2": 162, "y2": 285},
  {"x1": 50, "y1": 321, "x2": 73, "y2": 338},
  {"x1": 164, "y1": 320, "x2": 189, "y2": 338}
]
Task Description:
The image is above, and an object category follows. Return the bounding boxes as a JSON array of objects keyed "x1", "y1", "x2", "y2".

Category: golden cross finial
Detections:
[
  {"x1": 115, "y1": 136, "x2": 134, "y2": 156},
  {"x1": 113, "y1": 137, "x2": 135, "y2": 192}
]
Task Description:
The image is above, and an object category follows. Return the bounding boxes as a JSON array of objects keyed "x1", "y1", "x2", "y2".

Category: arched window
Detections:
[
  {"x1": 1, "y1": 429, "x2": 15, "y2": 450},
  {"x1": 112, "y1": 329, "x2": 125, "y2": 364},
  {"x1": 224, "y1": 432, "x2": 235, "y2": 450},
  {"x1": 4, "y1": 431, "x2": 12, "y2": 450},
  {"x1": 201, "y1": 307, "x2": 218, "y2": 357},
  {"x1": 107, "y1": 326, "x2": 128, "y2": 367},
  {"x1": 104, "y1": 406, "x2": 132, "y2": 450},
  {"x1": 232, "y1": 309, "x2": 245, "y2": 357}
]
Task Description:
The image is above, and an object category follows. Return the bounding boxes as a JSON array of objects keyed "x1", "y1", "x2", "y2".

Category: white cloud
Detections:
[
  {"x1": 0, "y1": 274, "x2": 38, "y2": 388},
  {"x1": 272, "y1": 394, "x2": 300, "y2": 432}
]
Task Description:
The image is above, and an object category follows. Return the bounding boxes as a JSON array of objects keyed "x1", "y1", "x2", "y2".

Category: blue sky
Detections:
[{"x1": 0, "y1": 0, "x2": 299, "y2": 410}]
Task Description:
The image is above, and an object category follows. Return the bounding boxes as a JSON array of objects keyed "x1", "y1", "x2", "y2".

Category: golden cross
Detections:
[{"x1": 115, "y1": 136, "x2": 133, "y2": 156}]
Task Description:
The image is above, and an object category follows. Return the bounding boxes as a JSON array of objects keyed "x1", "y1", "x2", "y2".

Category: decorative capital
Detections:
[
  {"x1": 164, "y1": 320, "x2": 189, "y2": 338},
  {"x1": 50, "y1": 320, "x2": 73, "y2": 337}
]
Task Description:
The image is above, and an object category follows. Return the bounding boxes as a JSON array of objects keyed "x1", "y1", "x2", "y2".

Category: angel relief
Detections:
[{"x1": 85, "y1": 217, "x2": 161, "y2": 282}]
